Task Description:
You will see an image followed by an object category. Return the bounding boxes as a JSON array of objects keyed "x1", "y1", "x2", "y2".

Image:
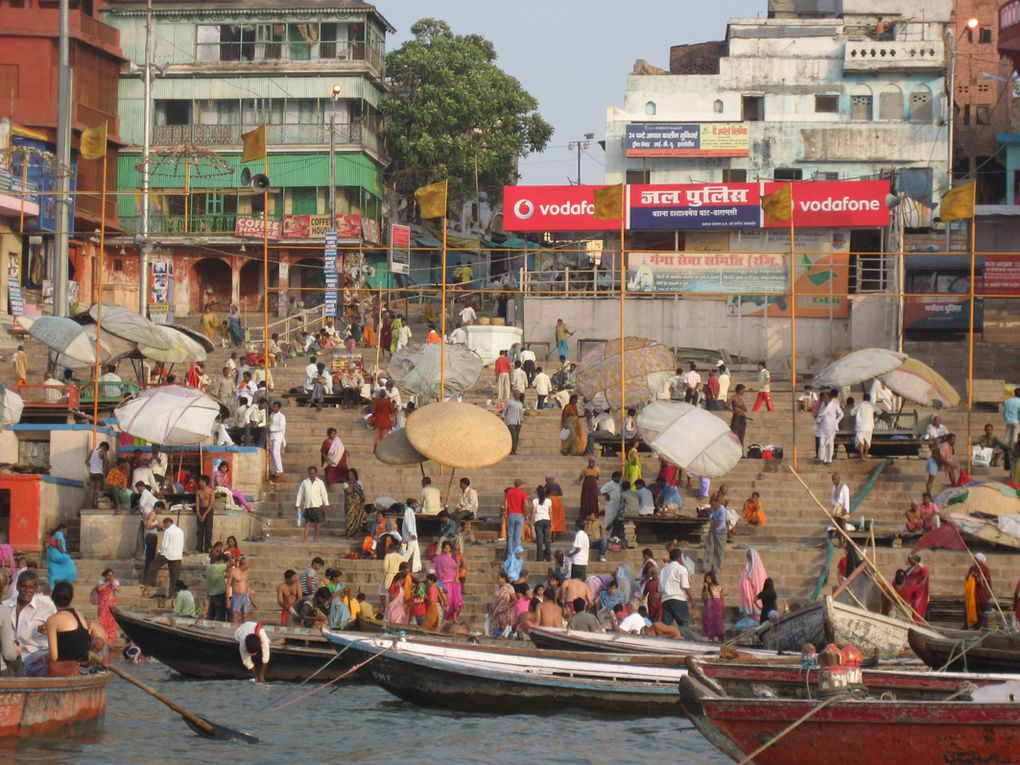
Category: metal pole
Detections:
[
  {"x1": 139, "y1": 0, "x2": 153, "y2": 315},
  {"x1": 897, "y1": 193, "x2": 906, "y2": 353},
  {"x1": 577, "y1": 143, "x2": 582, "y2": 186},
  {"x1": 54, "y1": 0, "x2": 72, "y2": 317},
  {"x1": 788, "y1": 188, "x2": 798, "y2": 470},
  {"x1": 945, "y1": 27, "x2": 955, "y2": 253},
  {"x1": 328, "y1": 110, "x2": 336, "y2": 220}
]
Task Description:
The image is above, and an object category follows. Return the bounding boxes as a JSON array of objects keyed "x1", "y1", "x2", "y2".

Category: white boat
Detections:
[{"x1": 527, "y1": 625, "x2": 783, "y2": 658}]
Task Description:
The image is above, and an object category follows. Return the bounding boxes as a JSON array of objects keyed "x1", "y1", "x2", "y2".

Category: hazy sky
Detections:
[{"x1": 381, "y1": 1, "x2": 766, "y2": 186}]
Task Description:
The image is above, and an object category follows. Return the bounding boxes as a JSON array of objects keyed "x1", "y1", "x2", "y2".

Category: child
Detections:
[
  {"x1": 173, "y1": 580, "x2": 197, "y2": 617},
  {"x1": 424, "y1": 573, "x2": 446, "y2": 630},
  {"x1": 756, "y1": 578, "x2": 778, "y2": 624},
  {"x1": 356, "y1": 592, "x2": 378, "y2": 621},
  {"x1": 701, "y1": 572, "x2": 726, "y2": 642},
  {"x1": 410, "y1": 577, "x2": 428, "y2": 626}
]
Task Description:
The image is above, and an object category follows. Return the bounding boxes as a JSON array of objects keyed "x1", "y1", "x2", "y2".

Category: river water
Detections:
[{"x1": 1, "y1": 662, "x2": 729, "y2": 765}]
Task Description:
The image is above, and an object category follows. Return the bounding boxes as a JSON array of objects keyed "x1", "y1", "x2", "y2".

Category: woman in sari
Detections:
[
  {"x1": 965, "y1": 553, "x2": 993, "y2": 630},
  {"x1": 362, "y1": 317, "x2": 376, "y2": 349},
  {"x1": 320, "y1": 428, "x2": 349, "y2": 486},
  {"x1": 201, "y1": 302, "x2": 223, "y2": 344},
  {"x1": 227, "y1": 305, "x2": 245, "y2": 347},
  {"x1": 93, "y1": 568, "x2": 120, "y2": 644},
  {"x1": 434, "y1": 541, "x2": 463, "y2": 623},
  {"x1": 389, "y1": 315, "x2": 403, "y2": 354},
  {"x1": 614, "y1": 564, "x2": 639, "y2": 605},
  {"x1": 559, "y1": 394, "x2": 588, "y2": 456},
  {"x1": 738, "y1": 548, "x2": 768, "y2": 624},
  {"x1": 370, "y1": 390, "x2": 396, "y2": 447},
  {"x1": 372, "y1": 510, "x2": 394, "y2": 559},
  {"x1": 624, "y1": 446, "x2": 642, "y2": 485},
  {"x1": 578, "y1": 456, "x2": 600, "y2": 524},
  {"x1": 488, "y1": 571, "x2": 517, "y2": 637},
  {"x1": 742, "y1": 492, "x2": 767, "y2": 527},
  {"x1": 385, "y1": 572, "x2": 408, "y2": 625},
  {"x1": 640, "y1": 549, "x2": 662, "y2": 622},
  {"x1": 701, "y1": 571, "x2": 726, "y2": 642},
  {"x1": 213, "y1": 460, "x2": 254, "y2": 512},
  {"x1": 379, "y1": 312, "x2": 393, "y2": 357},
  {"x1": 223, "y1": 535, "x2": 243, "y2": 561},
  {"x1": 343, "y1": 469, "x2": 366, "y2": 538},
  {"x1": 545, "y1": 474, "x2": 567, "y2": 543},
  {"x1": 45, "y1": 525, "x2": 77, "y2": 588}
]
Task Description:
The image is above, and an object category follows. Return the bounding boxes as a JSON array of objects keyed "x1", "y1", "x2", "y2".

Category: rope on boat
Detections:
[
  {"x1": 735, "y1": 692, "x2": 849, "y2": 765},
  {"x1": 256, "y1": 641, "x2": 354, "y2": 712},
  {"x1": 938, "y1": 629, "x2": 996, "y2": 674},
  {"x1": 270, "y1": 644, "x2": 395, "y2": 711},
  {"x1": 943, "y1": 681, "x2": 977, "y2": 701}
]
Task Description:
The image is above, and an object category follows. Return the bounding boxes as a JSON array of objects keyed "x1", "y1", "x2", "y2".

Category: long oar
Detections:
[{"x1": 99, "y1": 659, "x2": 258, "y2": 744}]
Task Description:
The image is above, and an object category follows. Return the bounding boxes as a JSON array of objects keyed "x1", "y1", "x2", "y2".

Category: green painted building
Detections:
[{"x1": 101, "y1": 0, "x2": 391, "y2": 315}]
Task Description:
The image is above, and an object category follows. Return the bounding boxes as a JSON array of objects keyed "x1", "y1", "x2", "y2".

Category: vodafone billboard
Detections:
[
  {"x1": 762, "y1": 180, "x2": 890, "y2": 229},
  {"x1": 503, "y1": 185, "x2": 622, "y2": 232}
]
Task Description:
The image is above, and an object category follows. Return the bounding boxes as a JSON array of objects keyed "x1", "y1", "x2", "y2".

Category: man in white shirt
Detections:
[
  {"x1": 132, "y1": 480, "x2": 158, "y2": 559},
  {"x1": 235, "y1": 620, "x2": 270, "y2": 683},
  {"x1": 459, "y1": 304, "x2": 477, "y2": 325},
  {"x1": 295, "y1": 466, "x2": 330, "y2": 543},
  {"x1": 131, "y1": 461, "x2": 157, "y2": 494},
  {"x1": 449, "y1": 323, "x2": 468, "y2": 345},
  {"x1": 4, "y1": 571, "x2": 55, "y2": 662},
  {"x1": 144, "y1": 517, "x2": 184, "y2": 591},
  {"x1": 831, "y1": 473, "x2": 851, "y2": 519},
  {"x1": 567, "y1": 520, "x2": 590, "y2": 579},
  {"x1": 616, "y1": 601, "x2": 648, "y2": 634},
  {"x1": 926, "y1": 415, "x2": 949, "y2": 443},
  {"x1": 850, "y1": 394, "x2": 877, "y2": 460},
  {"x1": 149, "y1": 445, "x2": 169, "y2": 490},
  {"x1": 658, "y1": 548, "x2": 693, "y2": 627},
  {"x1": 98, "y1": 365, "x2": 122, "y2": 398},
  {"x1": 245, "y1": 400, "x2": 268, "y2": 447},
  {"x1": 268, "y1": 401, "x2": 286, "y2": 479},
  {"x1": 510, "y1": 361, "x2": 528, "y2": 399},
  {"x1": 597, "y1": 471, "x2": 622, "y2": 562},
  {"x1": 453, "y1": 478, "x2": 478, "y2": 519},
  {"x1": 402, "y1": 500, "x2": 421, "y2": 573},
  {"x1": 303, "y1": 356, "x2": 319, "y2": 393},
  {"x1": 532, "y1": 366, "x2": 552, "y2": 409},
  {"x1": 681, "y1": 363, "x2": 702, "y2": 404},
  {"x1": 634, "y1": 479, "x2": 656, "y2": 516},
  {"x1": 420, "y1": 477, "x2": 443, "y2": 516}
]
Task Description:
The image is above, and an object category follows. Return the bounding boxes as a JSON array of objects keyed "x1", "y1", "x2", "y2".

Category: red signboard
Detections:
[
  {"x1": 337, "y1": 214, "x2": 363, "y2": 239},
  {"x1": 762, "y1": 180, "x2": 890, "y2": 229},
  {"x1": 235, "y1": 216, "x2": 282, "y2": 241},
  {"x1": 985, "y1": 255, "x2": 1020, "y2": 295},
  {"x1": 503, "y1": 185, "x2": 623, "y2": 232}
]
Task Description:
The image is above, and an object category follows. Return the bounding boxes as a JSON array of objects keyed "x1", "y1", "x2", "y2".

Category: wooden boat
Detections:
[
  {"x1": 698, "y1": 660, "x2": 1017, "y2": 702},
  {"x1": 909, "y1": 626, "x2": 1020, "y2": 673},
  {"x1": 321, "y1": 631, "x2": 683, "y2": 715},
  {"x1": 757, "y1": 595, "x2": 940, "y2": 660},
  {"x1": 527, "y1": 625, "x2": 786, "y2": 659},
  {"x1": 0, "y1": 674, "x2": 111, "y2": 737},
  {"x1": 679, "y1": 663, "x2": 1020, "y2": 765}
]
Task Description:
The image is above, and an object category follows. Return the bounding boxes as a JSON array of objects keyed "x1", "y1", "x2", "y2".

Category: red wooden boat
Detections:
[
  {"x1": 0, "y1": 674, "x2": 111, "y2": 737},
  {"x1": 679, "y1": 665, "x2": 1020, "y2": 765}
]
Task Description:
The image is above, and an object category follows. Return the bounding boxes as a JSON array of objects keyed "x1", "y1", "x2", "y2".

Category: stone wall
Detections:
[{"x1": 80, "y1": 508, "x2": 263, "y2": 560}]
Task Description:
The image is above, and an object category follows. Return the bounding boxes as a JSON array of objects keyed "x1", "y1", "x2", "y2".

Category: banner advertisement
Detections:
[
  {"x1": 149, "y1": 259, "x2": 173, "y2": 324},
  {"x1": 762, "y1": 180, "x2": 890, "y2": 229},
  {"x1": 502, "y1": 185, "x2": 622, "y2": 232},
  {"x1": 362, "y1": 218, "x2": 381, "y2": 245},
  {"x1": 389, "y1": 223, "x2": 411, "y2": 275},
  {"x1": 323, "y1": 230, "x2": 338, "y2": 317},
  {"x1": 984, "y1": 255, "x2": 1020, "y2": 295},
  {"x1": 337, "y1": 214, "x2": 363, "y2": 240},
  {"x1": 625, "y1": 123, "x2": 750, "y2": 158},
  {"x1": 627, "y1": 251, "x2": 787, "y2": 294},
  {"x1": 235, "y1": 216, "x2": 282, "y2": 241},
  {"x1": 629, "y1": 184, "x2": 762, "y2": 230},
  {"x1": 282, "y1": 214, "x2": 332, "y2": 240}
]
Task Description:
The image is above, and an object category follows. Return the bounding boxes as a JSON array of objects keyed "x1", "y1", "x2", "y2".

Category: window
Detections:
[
  {"x1": 644, "y1": 101, "x2": 656, "y2": 116},
  {"x1": 290, "y1": 187, "x2": 318, "y2": 215},
  {"x1": 713, "y1": 99, "x2": 724, "y2": 114},
  {"x1": 813, "y1": 171, "x2": 839, "y2": 180},
  {"x1": 113, "y1": 260, "x2": 123, "y2": 273},
  {"x1": 722, "y1": 168, "x2": 747, "y2": 182},
  {"x1": 979, "y1": 28, "x2": 993, "y2": 44},
  {"x1": 625, "y1": 169, "x2": 650, "y2": 184},
  {"x1": 814, "y1": 95, "x2": 839, "y2": 113},
  {"x1": 909, "y1": 85, "x2": 933, "y2": 122},
  {"x1": 850, "y1": 94, "x2": 873, "y2": 121},
  {"x1": 742, "y1": 95, "x2": 764, "y2": 122},
  {"x1": 976, "y1": 105, "x2": 991, "y2": 125},
  {"x1": 0, "y1": 64, "x2": 18, "y2": 102},
  {"x1": 773, "y1": 168, "x2": 803, "y2": 180},
  {"x1": 963, "y1": 105, "x2": 971, "y2": 125},
  {"x1": 156, "y1": 100, "x2": 191, "y2": 126},
  {"x1": 878, "y1": 86, "x2": 903, "y2": 120}
]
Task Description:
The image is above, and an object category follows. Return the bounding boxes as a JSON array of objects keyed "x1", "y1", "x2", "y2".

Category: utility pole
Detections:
[
  {"x1": 329, "y1": 84, "x2": 342, "y2": 220},
  {"x1": 567, "y1": 132, "x2": 595, "y2": 185},
  {"x1": 945, "y1": 26, "x2": 956, "y2": 253},
  {"x1": 54, "y1": 0, "x2": 72, "y2": 317},
  {"x1": 139, "y1": 0, "x2": 153, "y2": 316}
]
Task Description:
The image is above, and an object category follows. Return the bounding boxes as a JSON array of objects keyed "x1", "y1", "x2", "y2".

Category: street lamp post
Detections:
[
  {"x1": 328, "y1": 84, "x2": 342, "y2": 220},
  {"x1": 567, "y1": 132, "x2": 595, "y2": 185}
]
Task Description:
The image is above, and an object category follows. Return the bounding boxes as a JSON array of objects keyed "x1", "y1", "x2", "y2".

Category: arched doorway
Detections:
[
  {"x1": 238, "y1": 259, "x2": 280, "y2": 313},
  {"x1": 289, "y1": 257, "x2": 324, "y2": 308},
  {"x1": 191, "y1": 257, "x2": 232, "y2": 314}
]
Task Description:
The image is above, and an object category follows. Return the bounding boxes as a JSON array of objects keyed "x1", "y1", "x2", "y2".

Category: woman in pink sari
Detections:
[
  {"x1": 212, "y1": 460, "x2": 254, "y2": 513},
  {"x1": 386, "y1": 573, "x2": 408, "y2": 624},
  {"x1": 93, "y1": 568, "x2": 120, "y2": 643},
  {"x1": 738, "y1": 548, "x2": 768, "y2": 623},
  {"x1": 434, "y1": 541, "x2": 463, "y2": 623}
]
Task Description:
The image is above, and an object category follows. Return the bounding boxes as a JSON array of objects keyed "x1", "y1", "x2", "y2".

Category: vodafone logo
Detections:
[
  {"x1": 513, "y1": 199, "x2": 535, "y2": 220},
  {"x1": 798, "y1": 197, "x2": 880, "y2": 213}
]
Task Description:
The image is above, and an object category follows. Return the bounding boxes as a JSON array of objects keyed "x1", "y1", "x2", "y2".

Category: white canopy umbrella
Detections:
[
  {"x1": 88, "y1": 303, "x2": 171, "y2": 351},
  {"x1": 0, "y1": 386, "x2": 24, "y2": 427},
  {"x1": 879, "y1": 357, "x2": 960, "y2": 409},
  {"x1": 19, "y1": 316, "x2": 111, "y2": 367},
  {"x1": 636, "y1": 401, "x2": 742, "y2": 477},
  {"x1": 389, "y1": 343, "x2": 483, "y2": 398},
  {"x1": 810, "y1": 348, "x2": 906, "y2": 390},
  {"x1": 139, "y1": 325, "x2": 208, "y2": 364},
  {"x1": 114, "y1": 385, "x2": 220, "y2": 445}
]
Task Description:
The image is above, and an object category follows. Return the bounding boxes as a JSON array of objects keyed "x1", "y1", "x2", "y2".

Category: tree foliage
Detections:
[{"x1": 383, "y1": 19, "x2": 553, "y2": 212}]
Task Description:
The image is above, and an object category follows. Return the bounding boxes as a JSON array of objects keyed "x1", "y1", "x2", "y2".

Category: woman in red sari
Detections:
[
  {"x1": 964, "y1": 553, "x2": 993, "y2": 630},
  {"x1": 900, "y1": 553, "x2": 930, "y2": 623},
  {"x1": 370, "y1": 390, "x2": 396, "y2": 446},
  {"x1": 640, "y1": 548, "x2": 662, "y2": 622},
  {"x1": 577, "y1": 456, "x2": 600, "y2": 524},
  {"x1": 320, "y1": 428, "x2": 349, "y2": 485}
]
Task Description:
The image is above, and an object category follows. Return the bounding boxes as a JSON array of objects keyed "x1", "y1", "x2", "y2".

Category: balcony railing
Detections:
[
  {"x1": 120, "y1": 213, "x2": 241, "y2": 236},
  {"x1": 843, "y1": 40, "x2": 945, "y2": 71},
  {"x1": 151, "y1": 121, "x2": 381, "y2": 154},
  {"x1": 195, "y1": 40, "x2": 383, "y2": 72}
]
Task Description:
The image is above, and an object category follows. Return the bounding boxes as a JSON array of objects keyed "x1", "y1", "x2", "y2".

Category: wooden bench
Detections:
[
  {"x1": 590, "y1": 433, "x2": 652, "y2": 457},
  {"x1": 835, "y1": 431, "x2": 926, "y2": 458},
  {"x1": 973, "y1": 378, "x2": 1007, "y2": 411},
  {"x1": 625, "y1": 516, "x2": 709, "y2": 545}
]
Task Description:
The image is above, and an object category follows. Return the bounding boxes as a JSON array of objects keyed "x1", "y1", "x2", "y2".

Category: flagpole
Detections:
[
  {"x1": 262, "y1": 153, "x2": 270, "y2": 479},
  {"x1": 91, "y1": 140, "x2": 108, "y2": 449},
  {"x1": 440, "y1": 210, "x2": 448, "y2": 399},
  {"x1": 788, "y1": 185, "x2": 797, "y2": 470},
  {"x1": 619, "y1": 187, "x2": 626, "y2": 467},
  {"x1": 966, "y1": 183, "x2": 976, "y2": 455}
]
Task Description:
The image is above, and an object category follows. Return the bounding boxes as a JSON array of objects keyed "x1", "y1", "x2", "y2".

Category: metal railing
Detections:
[
  {"x1": 246, "y1": 304, "x2": 327, "y2": 347},
  {"x1": 521, "y1": 268, "x2": 614, "y2": 295},
  {"x1": 195, "y1": 40, "x2": 383, "y2": 71},
  {"x1": 18, "y1": 384, "x2": 80, "y2": 411},
  {"x1": 151, "y1": 120, "x2": 379, "y2": 152},
  {"x1": 119, "y1": 213, "x2": 244, "y2": 236}
]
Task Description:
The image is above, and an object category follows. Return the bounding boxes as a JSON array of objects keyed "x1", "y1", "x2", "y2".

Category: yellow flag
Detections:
[
  {"x1": 80, "y1": 121, "x2": 107, "y2": 160},
  {"x1": 415, "y1": 179, "x2": 448, "y2": 219},
  {"x1": 939, "y1": 182, "x2": 976, "y2": 221},
  {"x1": 241, "y1": 124, "x2": 267, "y2": 163},
  {"x1": 761, "y1": 183, "x2": 793, "y2": 225},
  {"x1": 593, "y1": 184, "x2": 624, "y2": 220}
]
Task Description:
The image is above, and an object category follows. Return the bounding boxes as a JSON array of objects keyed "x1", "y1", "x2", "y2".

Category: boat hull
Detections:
[
  {"x1": 0, "y1": 674, "x2": 110, "y2": 738},
  {"x1": 909, "y1": 627, "x2": 1020, "y2": 673},
  {"x1": 680, "y1": 674, "x2": 1020, "y2": 765}
]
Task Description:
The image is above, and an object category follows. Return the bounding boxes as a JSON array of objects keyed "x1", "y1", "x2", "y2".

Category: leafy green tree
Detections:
[{"x1": 383, "y1": 19, "x2": 553, "y2": 213}]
